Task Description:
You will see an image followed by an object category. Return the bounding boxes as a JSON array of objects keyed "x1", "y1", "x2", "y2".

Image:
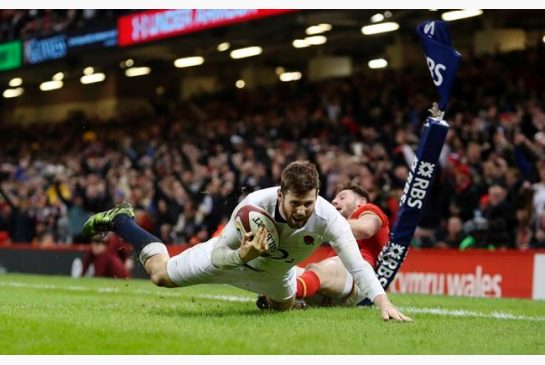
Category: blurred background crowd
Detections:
[
  {"x1": 0, "y1": 10, "x2": 129, "y2": 42},
  {"x1": 1, "y1": 9, "x2": 545, "y2": 252}
]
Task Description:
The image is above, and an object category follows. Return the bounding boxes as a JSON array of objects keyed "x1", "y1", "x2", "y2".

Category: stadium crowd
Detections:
[
  {"x1": 0, "y1": 10, "x2": 129, "y2": 42},
  {"x1": 1, "y1": 48, "x2": 545, "y2": 251}
]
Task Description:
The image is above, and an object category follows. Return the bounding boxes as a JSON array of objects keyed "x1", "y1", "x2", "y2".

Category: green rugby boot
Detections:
[{"x1": 82, "y1": 202, "x2": 135, "y2": 237}]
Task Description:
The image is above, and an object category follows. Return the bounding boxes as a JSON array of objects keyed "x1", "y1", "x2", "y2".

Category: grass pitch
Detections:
[{"x1": 0, "y1": 273, "x2": 544, "y2": 354}]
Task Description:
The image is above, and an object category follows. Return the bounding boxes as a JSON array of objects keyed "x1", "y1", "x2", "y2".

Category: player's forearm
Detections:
[
  {"x1": 348, "y1": 218, "x2": 378, "y2": 240},
  {"x1": 210, "y1": 219, "x2": 247, "y2": 269},
  {"x1": 348, "y1": 212, "x2": 382, "y2": 240},
  {"x1": 210, "y1": 245, "x2": 244, "y2": 269},
  {"x1": 372, "y1": 293, "x2": 392, "y2": 309},
  {"x1": 349, "y1": 263, "x2": 386, "y2": 303}
]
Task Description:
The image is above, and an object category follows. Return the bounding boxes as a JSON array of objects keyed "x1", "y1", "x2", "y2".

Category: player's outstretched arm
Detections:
[{"x1": 347, "y1": 213, "x2": 381, "y2": 240}]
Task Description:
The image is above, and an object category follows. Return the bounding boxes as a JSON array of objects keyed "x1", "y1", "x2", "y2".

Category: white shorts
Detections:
[{"x1": 166, "y1": 238, "x2": 297, "y2": 302}]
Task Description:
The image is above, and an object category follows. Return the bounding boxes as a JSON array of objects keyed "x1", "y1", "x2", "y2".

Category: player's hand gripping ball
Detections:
[{"x1": 235, "y1": 205, "x2": 279, "y2": 254}]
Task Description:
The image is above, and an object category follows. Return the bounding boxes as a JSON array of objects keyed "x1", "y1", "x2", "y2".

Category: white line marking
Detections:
[
  {"x1": 0, "y1": 280, "x2": 255, "y2": 302},
  {"x1": 398, "y1": 306, "x2": 545, "y2": 322},
  {"x1": 0, "y1": 281, "x2": 89, "y2": 291},
  {"x1": 197, "y1": 294, "x2": 254, "y2": 302},
  {"x1": 1, "y1": 280, "x2": 543, "y2": 321}
]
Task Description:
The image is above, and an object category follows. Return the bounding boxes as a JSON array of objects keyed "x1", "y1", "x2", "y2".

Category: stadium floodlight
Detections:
[
  {"x1": 217, "y1": 42, "x2": 230, "y2": 52},
  {"x1": 370, "y1": 13, "x2": 385, "y2": 23},
  {"x1": 292, "y1": 39, "x2": 310, "y2": 48},
  {"x1": 52, "y1": 72, "x2": 64, "y2": 81},
  {"x1": 125, "y1": 67, "x2": 151, "y2": 77},
  {"x1": 119, "y1": 59, "x2": 134, "y2": 68},
  {"x1": 368, "y1": 58, "x2": 388, "y2": 69},
  {"x1": 2, "y1": 87, "x2": 23, "y2": 98},
  {"x1": 542, "y1": 35, "x2": 545, "y2": 43},
  {"x1": 80, "y1": 73, "x2": 106, "y2": 84},
  {"x1": 279, "y1": 71, "x2": 302, "y2": 82},
  {"x1": 361, "y1": 22, "x2": 400, "y2": 35},
  {"x1": 441, "y1": 9, "x2": 483, "y2": 21},
  {"x1": 8, "y1": 78, "x2": 22, "y2": 87},
  {"x1": 305, "y1": 35, "x2": 327, "y2": 45},
  {"x1": 83, "y1": 67, "x2": 94, "y2": 75},
  {"x1": 235, "y1": 80, "x2": 245, "y2": 89},
  {"x1": 40, "y1": 80, "x2": 63, "y2": 91},
  {"x1": 275, "y1": 67, "x2": 285, "y2": 75},
  {"x1": 230, "y1": 46, "x2": 262, "y2": 59},
  {"x1": 174, "y1": 56, "x2": 205, "y2": 68},
  {"x1": 293, "y1": 35, "x2": 327, "y2": 48},
  {"x1": 305, "y1": 23, "x2": 332, "y2": 35}
]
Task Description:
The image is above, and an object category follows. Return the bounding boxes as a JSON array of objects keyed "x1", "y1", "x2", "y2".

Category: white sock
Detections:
[{"x1": 139, "y1": 242, "x2": 168, "y2": 265}]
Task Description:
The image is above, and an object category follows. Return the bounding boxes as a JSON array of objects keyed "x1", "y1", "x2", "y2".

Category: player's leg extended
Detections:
[
  {"x1": 298, "y1": 257, "x2": 352, "y2": 299},
  {"x1": 81, "y1": 202, "x2": 175, "y2": 287}
]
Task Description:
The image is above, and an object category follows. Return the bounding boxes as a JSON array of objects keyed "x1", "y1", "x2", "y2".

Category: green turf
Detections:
[{"x1": 0, "y1": 273, "x2": 544, "y2": 354}]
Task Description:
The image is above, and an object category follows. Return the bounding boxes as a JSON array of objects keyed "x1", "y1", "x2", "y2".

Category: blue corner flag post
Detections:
[{"x1": 361, "y1": 21, "x2": 462, "y2": 301}]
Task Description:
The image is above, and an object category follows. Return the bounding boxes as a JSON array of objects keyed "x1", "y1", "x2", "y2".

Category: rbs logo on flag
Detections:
[
  {"x1": 416, "y1": 20, "x2": 461, "y2": 111},
  {"x1": 426, "y1": 57, "x2": 446, "y2": 86}
]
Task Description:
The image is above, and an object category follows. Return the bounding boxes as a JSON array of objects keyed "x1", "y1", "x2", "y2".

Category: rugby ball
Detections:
[{"x1": 235, "y1": 205, "x2": 279, "y2": 253}]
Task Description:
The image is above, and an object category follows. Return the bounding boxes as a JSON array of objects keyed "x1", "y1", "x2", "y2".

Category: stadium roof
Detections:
[{"x1": 1, "y1": 9, "x2": 544, "y2": 90}]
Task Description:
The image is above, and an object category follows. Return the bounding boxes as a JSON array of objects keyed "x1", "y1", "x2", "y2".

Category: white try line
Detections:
[
  {"x1": 1, "y1": 280, "x2": 544, "y2": 322},
  {"x1": 0, "y1": 280, "x2": 257, "y2": 301},
  {"x1": 397, "y1": 306, "x2": 545, "y2": 322}
]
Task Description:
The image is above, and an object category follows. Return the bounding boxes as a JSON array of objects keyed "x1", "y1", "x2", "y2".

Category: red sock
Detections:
[{"x1": 296, "y1": 270, "x2": 321, "y2": 299}]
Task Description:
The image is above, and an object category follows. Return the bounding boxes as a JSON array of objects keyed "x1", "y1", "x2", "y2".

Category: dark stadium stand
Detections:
[{"x1": 1, "y1": 9, "x2": 545, "y2": 253}]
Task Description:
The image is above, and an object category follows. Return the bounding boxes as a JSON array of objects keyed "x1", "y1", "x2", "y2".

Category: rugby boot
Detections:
[{"x1": 82, "y1": 201, "x2": 135, "y2": 237}]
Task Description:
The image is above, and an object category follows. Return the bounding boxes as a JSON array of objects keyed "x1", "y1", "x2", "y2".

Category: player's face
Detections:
[
  {"x1": 332, "y1": 189, "x2": 363, "y2": 218},
  {"x1": 278, "y1": 189, "x2": 317, "y2": 228}
]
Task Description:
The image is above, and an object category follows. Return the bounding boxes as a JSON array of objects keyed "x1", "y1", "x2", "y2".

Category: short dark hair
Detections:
[
  {"x1": 280, "y1": 160, "x2": 320, "y2": 195},
  {"x1": 90, "y1": 234, "x2": 106, "y2": 244},
  {"x1": 335, "y1": 183, "x2": 370, "y2": 202}
]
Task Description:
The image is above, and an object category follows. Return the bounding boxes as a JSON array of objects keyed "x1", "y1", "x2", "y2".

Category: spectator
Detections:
[
  {"x1": 482, "y1": 183, "x2": 517, "y2": 249},
  {"x1": 515, "y1": 204, "x2": 533, "y2": 250},
  {"x1": 81, "y1": 234, "x2": 131, "y2": 279},
  {"x1": 435, "y1": 216, "x2": 465, "y2": 248},
  {"x1": 0, "y1": 183, "x2": 35, "y2": 243}
]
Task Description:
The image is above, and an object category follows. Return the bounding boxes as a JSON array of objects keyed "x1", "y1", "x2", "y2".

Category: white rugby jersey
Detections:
[{"x1": 212, "y1": 187, "x2": 385, "y2": 302}]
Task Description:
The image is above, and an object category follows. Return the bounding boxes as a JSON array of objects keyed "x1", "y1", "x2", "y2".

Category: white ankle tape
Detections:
[{"x1": 139, "y1": 242, "x2": 168, "y2": 265}]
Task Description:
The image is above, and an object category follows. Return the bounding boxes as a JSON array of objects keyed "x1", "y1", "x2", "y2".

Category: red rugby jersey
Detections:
[
  {"x1": 297, "y1": 203, "x2": 390, "y2": 269},
  {"x1": 349, "y1": 203, "x2": 390, "y2": 268}
]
